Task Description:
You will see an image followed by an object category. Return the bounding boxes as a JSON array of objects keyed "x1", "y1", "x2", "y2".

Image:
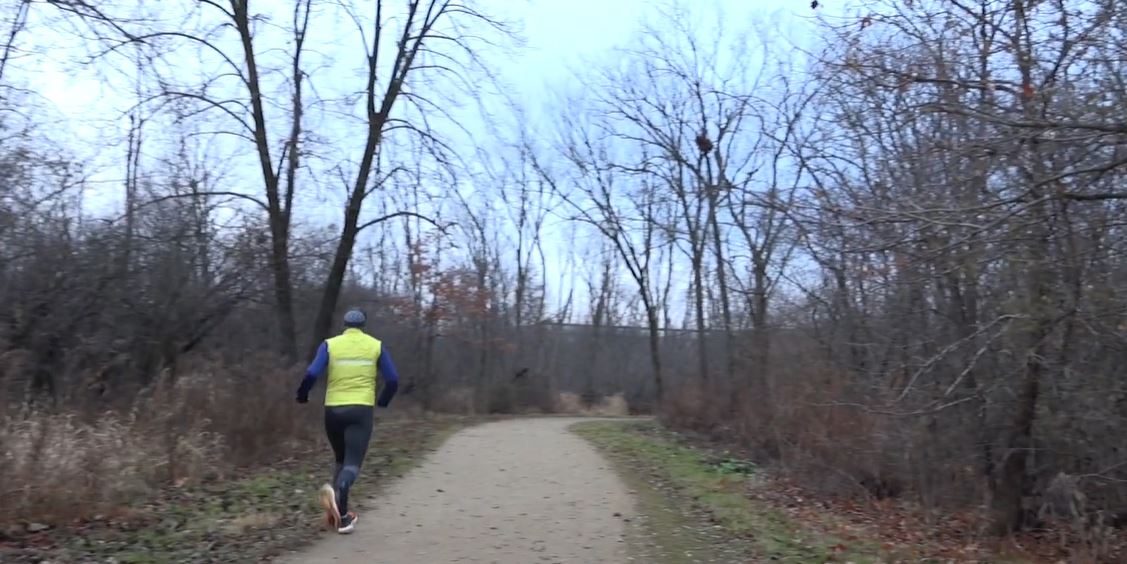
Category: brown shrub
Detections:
[
  {"x1": 664, "y1": 367, "x2": 910, "y2": 503},
  {"x1": 0, "y1": 353, "x2": 317, "y2": 524},
  {"x1": 662, "y1": 386, "x2": 716, "y2": 430},
  {"x1": 484, "y1": 381, "x2": 517, "y2": 414},
  {"x1": 431, "y1": 386, "x2": 476, "y2": 414},
  {"x1": 554, "y1": 391, "x2": 585, "y2": 413},
  {"x1": 553, "y1": 392, "x2": 629, "y2": 416},
  {"x1": 0, "y1": 411, "x2": 222, "y2": 521}
]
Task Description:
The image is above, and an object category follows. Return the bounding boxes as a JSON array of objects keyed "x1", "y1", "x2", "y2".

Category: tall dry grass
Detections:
[
  {"x1": 0, "y1": 411, "x2": 221, "y2": 519},
  {"x1": 553, "y1": 391, "x2": 630, "y2": 417},
  {"x1": 0, "y1": 354, "x2": 318, "y2": 523},
  {"x1": 0, "y1": 351, "x2": 637, "y2": 524},
  {"x1": 663, "y1": 367, "x2": 924, "y2": 503}
]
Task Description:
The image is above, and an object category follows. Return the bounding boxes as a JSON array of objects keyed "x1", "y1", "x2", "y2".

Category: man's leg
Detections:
[
  {"x1": 324, "y1": 408, "x2": 348, "y2": 475},
  {"x1": 321, "y1": 408, "x2": 348, "y2": 526},
  {"x1": 333, "y1": 406, "x2": 374, "y2": 518}
]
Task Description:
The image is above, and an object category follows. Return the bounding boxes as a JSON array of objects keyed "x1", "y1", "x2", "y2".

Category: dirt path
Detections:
[{"x1": 273, "y1": 417, "x2": 636, "y2": 563}]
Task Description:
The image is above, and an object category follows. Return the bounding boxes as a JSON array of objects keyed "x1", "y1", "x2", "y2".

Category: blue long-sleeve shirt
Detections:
[{"x1": 297, "y1": 341, "x2": 400, "y2": 407}]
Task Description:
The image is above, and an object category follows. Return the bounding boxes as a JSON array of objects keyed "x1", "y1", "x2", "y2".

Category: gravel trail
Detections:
[{"x1": 274, "y1": 417, "x2": 635, "y2": 563}]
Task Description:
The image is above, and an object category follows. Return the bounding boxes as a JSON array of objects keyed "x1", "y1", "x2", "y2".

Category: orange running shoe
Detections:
[{"x1": 317, "y1": 484, "x2": 340, "y2": 530}]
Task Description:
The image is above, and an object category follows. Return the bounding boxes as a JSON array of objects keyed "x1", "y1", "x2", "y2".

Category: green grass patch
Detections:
[{"x1": 574, "y1": 420, "x2": 884, "y2": 563}]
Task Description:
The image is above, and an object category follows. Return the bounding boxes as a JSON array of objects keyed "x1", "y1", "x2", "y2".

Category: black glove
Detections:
[{"x1": 296, "y1": 380, "x2": 312, "y2": 404}]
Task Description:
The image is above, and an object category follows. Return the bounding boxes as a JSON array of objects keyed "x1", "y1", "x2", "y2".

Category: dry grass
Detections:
[
  {"x1": 660, "y1": 366, "x2": 1127, "y2": 562},
  {"x1": 428, "y1": 385, "x2": 626, "y2": 416},
  {"x1": 0, "y1": 411, "x2": 223, "y2": 520},
  {"x1": 221, "y1": 511, "x2": 285, "y2": 535},
  {"x1": 663, "y1": 369, "x2": 908, "y2": 499},
  {"x1": 0, "y1": 415, "x2": 475, "y2": 563},
  {"x1": 0, "y1": 347, "x2": 631, "y2": 528},
  {"x1": 432, "y1": 386, "x2": 476, "y2": 413},
  {"x1": 0, "y1": 354, "x2": 317, "y2": 525},
  {"x1": 554, "y1": 392, "x2": 629, "y2": 416}
]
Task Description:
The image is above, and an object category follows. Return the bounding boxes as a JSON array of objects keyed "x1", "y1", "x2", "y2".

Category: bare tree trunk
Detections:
[
  {"x1": 707, "y1": 199, "x2": 734, "y2": 380},
  {"x1": 231, "y1": 0, "x2": 298, "y2": 361},
  {"x1": 990, "y1": 0, "x2": 1052, "y2": 532},
  {"x1": 705, "y1": 157, "x2": 735, "y2": 383},
  {"x1": 310, "y1": 0, "x2": 479, "y2": 349},
  {"x1": 750, "y1": 255, "x2": 770, "y2": 381},
  {"x1": 0, "y1": 0, "x2": 29, "y2": 84},
  {"x1": 690, "y1": 251, "x2": 710, "y2": 382},
  {"x1": 122, "y1": 113, "x2": 141, "y2": 272},
  {"x1": 643, "y1": 294, "x2": 665, "y2": 405}
]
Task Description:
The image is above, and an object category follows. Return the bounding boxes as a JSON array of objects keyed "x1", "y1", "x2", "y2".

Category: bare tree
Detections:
[
  {"x1": 795, "y1": 0, "x2": 1127, "y2": 533},
  {"x1": 532, "y1": 108, "x2": 671, "y2": 405},
  {"x1": 307, "y1": 0, "x2": 505, "y2": 351},
  {"x1": 72, "y1": 0, "x2": 320, "y2": 361},
  {"x1": 0, "y1": 0, "x2": 31, "y2": 85}
]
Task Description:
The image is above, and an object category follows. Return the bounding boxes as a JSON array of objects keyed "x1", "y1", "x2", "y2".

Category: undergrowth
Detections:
[
  {"x1": 574, "y1": 420, "x2": 887, "y2": 563},
  {"x1": 0, "y1": 415, "x2": 474, "y2": 563}
]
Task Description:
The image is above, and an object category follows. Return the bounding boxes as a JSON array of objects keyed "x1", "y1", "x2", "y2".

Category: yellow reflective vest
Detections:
[{"x1": 325, "y1": 328, "x2": 383, "y2": 407}]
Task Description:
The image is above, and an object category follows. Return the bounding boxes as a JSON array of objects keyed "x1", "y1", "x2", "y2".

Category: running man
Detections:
[{"x1": 295, "y1": 309, "x2": 399, "y2": 534}]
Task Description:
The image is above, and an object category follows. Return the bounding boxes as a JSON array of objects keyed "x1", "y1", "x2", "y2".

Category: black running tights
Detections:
[{"x1": 323, "y1": 405, "x2": 374, "y2": 516}]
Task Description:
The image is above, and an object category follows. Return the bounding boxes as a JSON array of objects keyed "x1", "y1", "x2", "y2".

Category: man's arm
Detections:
[
  {"x1": 296, "y1": 341, "x2": 329, "y2": 403},
  {"x1": 376, "y1": 348, "x2": 399, "y2": 407}
]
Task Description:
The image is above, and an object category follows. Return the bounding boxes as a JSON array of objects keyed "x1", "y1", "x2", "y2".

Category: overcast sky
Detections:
[
  {"x1": 14, "y1": 0, "x2": 845, "y2": 322},
  {"x1": 24, "y1": 0, "x2": 831, "y2": 188}
]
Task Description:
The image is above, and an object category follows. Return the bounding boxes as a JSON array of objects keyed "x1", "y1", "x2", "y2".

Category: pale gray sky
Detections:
[
  {"x1": 14, "y1": 0, "x2": 843, "y2": 323},
  {"x1": 24, "y1": 0, "x2": 827, "y2": 180}
]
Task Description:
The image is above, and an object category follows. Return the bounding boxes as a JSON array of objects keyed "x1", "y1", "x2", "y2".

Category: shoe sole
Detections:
[
  {"x1": 338, "y1": 512, "x2": 357, "y2": 534},
  {"x1": 318, "y1": 484, "x2": 340, "y2": 530}
]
